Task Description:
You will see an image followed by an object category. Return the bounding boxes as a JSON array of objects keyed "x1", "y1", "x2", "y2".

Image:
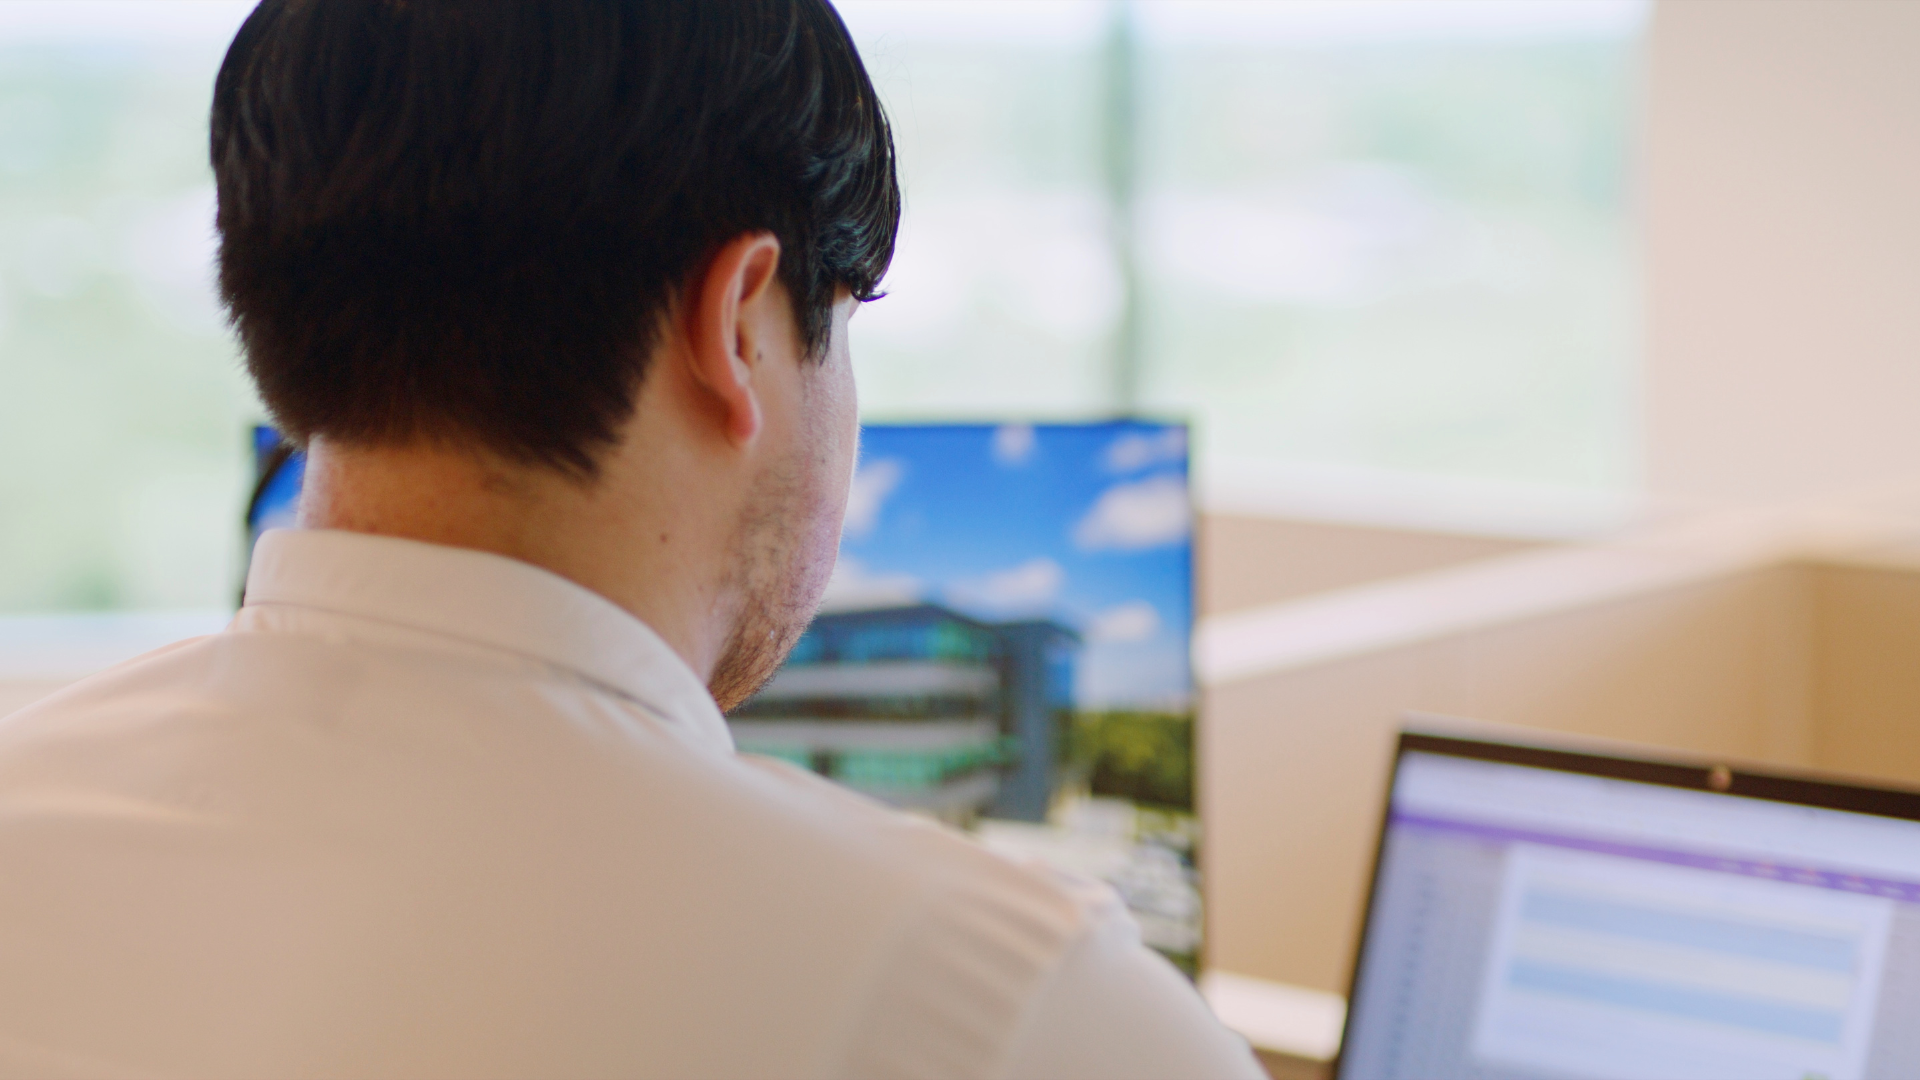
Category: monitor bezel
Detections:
[{"x1": 1332, "y1": 729, "x2": 1920, "y2": 1079}]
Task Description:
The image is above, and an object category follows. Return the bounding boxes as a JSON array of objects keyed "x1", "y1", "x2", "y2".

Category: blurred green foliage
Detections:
[{"x1": 1069, "y1": 709, "x2": 1195, "y2": 812}]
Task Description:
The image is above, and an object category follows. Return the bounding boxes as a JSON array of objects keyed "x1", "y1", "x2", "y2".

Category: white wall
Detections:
[{"x1": 1648, "y1": 0, "x2": 1920, "y2": 507}]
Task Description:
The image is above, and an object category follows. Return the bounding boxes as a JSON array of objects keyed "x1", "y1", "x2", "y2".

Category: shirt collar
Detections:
[{"x1": 241, "y1": 528, "x2": 735, "y2": 756}]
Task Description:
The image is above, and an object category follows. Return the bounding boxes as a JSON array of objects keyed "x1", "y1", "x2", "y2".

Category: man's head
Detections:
[{"x1": 213, "y1": 0, "x2": 897, "y2": 707}]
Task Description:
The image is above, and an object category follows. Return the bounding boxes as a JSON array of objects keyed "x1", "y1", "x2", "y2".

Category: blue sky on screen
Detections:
[{"x1": 827, "y1": 421, "x2": 1192, "y2": 711}]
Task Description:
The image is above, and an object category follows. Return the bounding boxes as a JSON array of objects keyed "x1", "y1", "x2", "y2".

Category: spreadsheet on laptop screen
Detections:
[{"x1": 1340, "y1": 749, "x2": 1920, "y2": 1080}]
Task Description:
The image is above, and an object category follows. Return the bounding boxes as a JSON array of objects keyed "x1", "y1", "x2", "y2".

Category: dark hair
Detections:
[{"x1": 213, "y1": 0, "x2": 898, "y2": 476}]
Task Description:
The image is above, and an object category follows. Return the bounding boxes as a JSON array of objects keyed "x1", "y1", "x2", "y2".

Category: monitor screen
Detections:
[
  {"x1": 246, "y1": 424, "x2": 303, "y2": 547},
  {"x1": 729, "y1": 420, "x2": 1199, "y2": 973},
  {"x1": 249, "y1": 421, "x2": 1201, "y2": 973},
  {"x1": 1341, "y1": 741, "x2": 1920, "y2": 1080}
]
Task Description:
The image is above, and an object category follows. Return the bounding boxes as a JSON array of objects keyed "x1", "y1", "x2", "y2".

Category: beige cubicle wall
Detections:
[
  {"x1": 1197, "y1": 537, "x2": 1920, "y2": 997},
  {"x1": 1198, "y1": 513, "x2": 1542, "y2": 614},
  {"x1": 1812, "y1": 557, "x2": 1920, "y2": 778}
]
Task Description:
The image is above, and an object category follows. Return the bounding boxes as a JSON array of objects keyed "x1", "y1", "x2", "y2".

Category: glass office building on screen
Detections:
[{"x1": 729, "y1": 421, "x2": 1200, "y2": 970}]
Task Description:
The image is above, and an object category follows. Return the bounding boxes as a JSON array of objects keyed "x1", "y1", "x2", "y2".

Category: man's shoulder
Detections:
[
  {"x1": 714, "y1": 749, "x2": 1107, "y2": 930},
  {"x1": 716, "y1": 754, "x2": 1131, "y2": 1077},
  {"x1": 0, "y1": 629, "x2": 1152, "y2": 1077},
  {"x1": 4, "y1": 625, "x2": 1109, "y2": 941},
  {"x1": 0, "y1": 631, "x2": 223, "y2": 748}
]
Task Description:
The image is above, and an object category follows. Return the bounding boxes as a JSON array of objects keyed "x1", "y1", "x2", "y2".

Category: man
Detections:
[{"x1": 0, "y1": 2, "x2": 1263, "y2": 1077}]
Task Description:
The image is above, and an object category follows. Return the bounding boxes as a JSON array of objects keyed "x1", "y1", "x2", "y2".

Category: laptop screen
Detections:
[{"x1": 1340, "y1": 736, "x2": 1920, "y2": 1080}]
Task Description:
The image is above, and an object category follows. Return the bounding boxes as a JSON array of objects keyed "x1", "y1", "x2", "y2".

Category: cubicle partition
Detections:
[{"x1": 1197, "y1": 504, "x2": 1920, "y2": 1012}]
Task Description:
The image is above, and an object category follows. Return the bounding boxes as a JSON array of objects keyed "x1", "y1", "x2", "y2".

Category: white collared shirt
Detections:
[{"x1": 0, "y1": 529, "x2": 1260, "y2": 1080}]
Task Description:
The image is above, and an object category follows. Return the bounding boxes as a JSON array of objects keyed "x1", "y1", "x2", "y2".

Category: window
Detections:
[
  {"x1": 1133, "y1": 1, "x2": 1643, "y2": 493},
  {"x1": 0, "y1": 3, "x2": 255, "y2": 612},
  {"x1": 0, "y1": 1, "x2": 1647, "y2": 615},
  {"x1": 837, "y1": 2, "x2": 1119, "y2": 417},
  {"x1": 839, "y1": 0, "x2": 1646, "y2": 510}
]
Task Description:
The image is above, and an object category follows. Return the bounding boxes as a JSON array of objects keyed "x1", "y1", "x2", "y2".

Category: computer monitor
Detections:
[
  {"x1": 248, "y1": 420, "x2": 1201, "y2": 973},
  {"x1": 1340, "y1": 729, "x2": 1920, "y2": 1080},
  {"x1": 246, "y1": 424, "x2": 303, "y2": 547},
  {"x1": 729, "y1": 420, "x2": 1199, "y2": 972}
]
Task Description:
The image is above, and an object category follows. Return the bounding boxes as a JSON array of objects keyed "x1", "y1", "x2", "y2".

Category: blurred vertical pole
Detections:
[{"x1": 1103, "y1": 0, "x2": 1144, "y2": 413}]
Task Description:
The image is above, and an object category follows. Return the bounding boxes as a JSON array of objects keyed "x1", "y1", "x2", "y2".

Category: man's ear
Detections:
[{"x1": 683, "y1": 232, "x2": 784, "y2": 446}]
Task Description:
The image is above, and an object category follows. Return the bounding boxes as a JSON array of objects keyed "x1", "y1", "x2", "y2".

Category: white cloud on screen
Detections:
[
  {"x1": 992, "y1": 423, "x2": 1036, "y2": 466},
  {"x1": 1073, "y1": 475, "x2": 1191, "y2": 551},
  {"x1": 946, "y1": 557, "x2": 1064, "y2": 615},
  {"x1": 1086, "y1": 600, "x2": 1161, "y2": 644},
  {"x1": 818, "y1": 557, "x2": 922, "y2": 613},
  {"x1": 1104, "y1": 427, "x2": 1187, "y2": 473},
  {"x1": 842, "y1": 458, "x2": 904, "y2": 538}
]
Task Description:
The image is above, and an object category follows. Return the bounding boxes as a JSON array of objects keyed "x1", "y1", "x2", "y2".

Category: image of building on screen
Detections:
[
  {"x1": 727, "y1": 604, "x2": 1077, "y2": 821},
  {"x1": 728, "y1": 420, "x2": 1201, "y2": 970}
]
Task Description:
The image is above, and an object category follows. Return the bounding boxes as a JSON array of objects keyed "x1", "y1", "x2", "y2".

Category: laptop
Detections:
[{"x1": 1337, "y1": 725, "x2": 1920, "y2": 1080}]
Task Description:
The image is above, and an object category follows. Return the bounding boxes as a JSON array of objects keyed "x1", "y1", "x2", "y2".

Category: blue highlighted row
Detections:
[
  {"x1": 1522, "y1": 892, "x2": 1857, "y2": 972},
  {"x1": 1508, "y1": 960, "x2": 1845, "y2": 1043}
]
